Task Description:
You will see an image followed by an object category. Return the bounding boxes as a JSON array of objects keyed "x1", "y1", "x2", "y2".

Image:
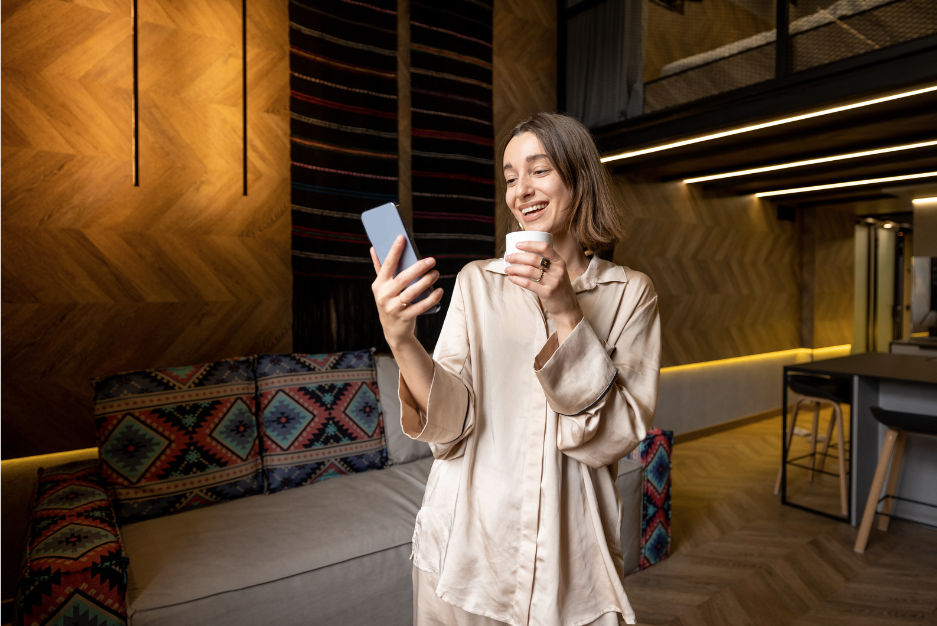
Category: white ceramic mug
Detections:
[{"x1": 505, "y1": 231, "x2": 553, "y2": 267}]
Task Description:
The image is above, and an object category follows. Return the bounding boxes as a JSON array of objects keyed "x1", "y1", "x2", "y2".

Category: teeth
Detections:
[{"x1": 522, "y1": 203, "x2": 546, "y2": 215}]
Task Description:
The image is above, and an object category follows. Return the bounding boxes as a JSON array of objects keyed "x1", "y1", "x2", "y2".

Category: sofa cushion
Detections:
[
  {"x1": 122, "y1": 458, "x2": 433, "y2": 624},
  {"x1": 127, "y1": 544, "x2": 414, "y2": 626},
  {"x1": 375, "y1": 354, "x2": 432, "y2": 465},
  {"x1": 256, "y1": 351, "x2": 386, "y2": 493},
  {"x1": 15, "y1": 460, "x2": 128, "y2": 626},
  {"x1": 93, "y1": 358, "x2": 263, "y2": 524},
  {"x1": 633, "y1": 427, "x2": 673, "y2": 569}
]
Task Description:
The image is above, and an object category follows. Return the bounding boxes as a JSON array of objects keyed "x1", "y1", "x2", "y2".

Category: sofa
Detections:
[{"x1": 14, "y1": 352, "x2": 651, "y2": 626}]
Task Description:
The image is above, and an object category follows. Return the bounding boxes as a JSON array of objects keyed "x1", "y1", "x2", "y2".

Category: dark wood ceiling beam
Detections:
[
  {"x1": 747, "y1": 172, "x2": 937, "y2": 201},
  {"x1": 694, "y1": 152, "x2": 937, "y2": 194},
  {"x1": 607, "y1": 101, "x2": 937, "y2": 177},
  {"x1": 640, "y1": 134, "x2": 937, "y2": 182}
]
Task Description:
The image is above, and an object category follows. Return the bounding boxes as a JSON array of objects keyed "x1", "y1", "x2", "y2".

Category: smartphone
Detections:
[{"x1": 362, "y1": 202, "x2": 441, "y2": 315}]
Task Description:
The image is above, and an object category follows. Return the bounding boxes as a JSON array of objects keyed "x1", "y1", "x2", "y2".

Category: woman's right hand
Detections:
[{"x1": 370, "y1": 235, "x2": 444, "y2": 348}]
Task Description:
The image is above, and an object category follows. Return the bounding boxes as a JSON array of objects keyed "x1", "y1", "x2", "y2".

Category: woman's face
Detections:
[{"x1": 502, "y1": 132, "x2": 572, "y2": 234}]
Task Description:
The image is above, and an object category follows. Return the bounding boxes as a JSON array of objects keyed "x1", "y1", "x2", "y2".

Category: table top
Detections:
[
  {"x1": 892, "y1": 337, "x2": 937, "y2": 350},
  {"x1": 786, "y1": 351, "x2": 937, "y2": 385}
]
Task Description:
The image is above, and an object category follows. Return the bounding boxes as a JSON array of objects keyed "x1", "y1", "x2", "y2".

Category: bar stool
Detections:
[
  {"x1": 854, "y1": 406, "x2": 937, "y2": 553},
  {"x1": 774, "y1": 374, "x2": 851, "y2": 515}
]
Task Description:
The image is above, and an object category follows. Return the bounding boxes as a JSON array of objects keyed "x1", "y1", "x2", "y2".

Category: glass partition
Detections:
[
  {"x1": 789, "y1": 0, "x2": 937, "y2": 73},
  {"x1": 643, "y1": 0, "x2": 776, "y2": 113},
  {"x1": 561, "y1": 0, "x2": 937, "y2": 124}
]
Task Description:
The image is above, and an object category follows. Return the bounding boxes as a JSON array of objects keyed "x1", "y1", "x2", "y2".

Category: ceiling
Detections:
[
  {"x1": 592, "y1": 34, "x2": 937, "y2": 208},
  {"x1": 602, "y1": 85, "x2": 937, "y2": 206}
]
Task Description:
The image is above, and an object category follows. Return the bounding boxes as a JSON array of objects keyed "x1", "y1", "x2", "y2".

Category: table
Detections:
[
  {"x1": 891, "y1": 337, "x2": 937, "y2": 356},
  {"x1": 781, "y1": 352, "x2": 937, "y2": 526}
]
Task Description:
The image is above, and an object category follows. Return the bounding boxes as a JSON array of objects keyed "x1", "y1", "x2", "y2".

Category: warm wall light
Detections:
[
  {"x1": 684, "y1": 140, "x2": 937, "y2": 183},
  {"x1": 913, "y1": 197, "x2": 937, "y2": 205},
  {"x1": 601, "y1": 84, "x2": 937, "y2": 164},
  {"x1": 660, "y1": 345, "x2": 851, "y2": 374},
  {"x1": 0, "y1": 448, "x2": 98, "y2": 471},
  {"x1": 883, "y1": 223, "x2": 894, "y2": 228},
  {"x1": 755, "y1": 172, "x2": 937, "y2": 197}
]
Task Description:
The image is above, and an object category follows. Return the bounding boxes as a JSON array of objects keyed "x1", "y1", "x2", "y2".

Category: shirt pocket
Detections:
[{"x1": 410, "y1": 505, "x2": 452, "y2": 575}]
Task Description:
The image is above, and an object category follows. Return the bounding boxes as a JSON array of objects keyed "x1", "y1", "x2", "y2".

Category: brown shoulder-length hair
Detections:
[{"x1": 497, "y1": 112, "x2": 625, "y2": 256}]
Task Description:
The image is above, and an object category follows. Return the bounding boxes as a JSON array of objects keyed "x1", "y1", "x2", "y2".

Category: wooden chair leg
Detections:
[
  {"x1": 808, "y1": 401, "x2": 820, "y2": 482},
  {"x1": 855, "y1": 428, "x2": 900, "y2": 553},
  {"x1": 833, "y1": 402, "x2": 848, "y2": 516},
  {"x1": 775, "y1": 399, "x2": 803, "y2": 495},
  {"x1": 877, "y1": 430, "x2": 907, "y2": 532},
  {"x1": 817, "y1": 401, "x2": 837, "y2": 475}
]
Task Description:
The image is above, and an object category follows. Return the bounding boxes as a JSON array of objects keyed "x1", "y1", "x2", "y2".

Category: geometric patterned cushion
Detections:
[
  {"x1": 92, "y1": 358, "x2": 264, "y2": 524},
  {"x1": 632, "y1": 427, "x2": 673, "y2": 569},
  {"x1": 256, "y1": 350, "x2": 386, "y2": 494},
  {"x1": 15, "y1": 460, "x2": 128, "y2": 626}
]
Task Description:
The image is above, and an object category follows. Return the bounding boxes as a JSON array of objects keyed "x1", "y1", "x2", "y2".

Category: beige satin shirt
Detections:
[{"x1": 400, "y1": 255, "x2": 661, "y2": 626}]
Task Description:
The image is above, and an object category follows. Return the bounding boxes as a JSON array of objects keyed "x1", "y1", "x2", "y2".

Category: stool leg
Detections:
[
  {"x1": 808, "y1": 401, "x2": 820, "y2": 482},
  {"x1": 775, "y1": 399, "x2": 803, "y2": 495},
  {"x1": 817, "y1": 401, "x2": 837, "y2": 475},
  {"x1": 878, "y1": 430, "x2": 907, "y2": 532},
  {"x1": 855, "y1": 427, "x2": 899, "y2": 553},
  {"x1": 833, "y1": 402, "x2": 848, "y2": 516}
]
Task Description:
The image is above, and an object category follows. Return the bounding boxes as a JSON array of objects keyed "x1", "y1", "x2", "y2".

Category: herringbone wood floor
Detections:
[{"x1": 625, "y1": 416, "x2": 937, "y2": 626}]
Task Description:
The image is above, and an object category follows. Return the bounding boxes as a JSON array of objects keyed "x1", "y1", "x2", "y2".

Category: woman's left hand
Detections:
[{"x1": 505, "y1": 241, "x2": 584, "y2": 340}]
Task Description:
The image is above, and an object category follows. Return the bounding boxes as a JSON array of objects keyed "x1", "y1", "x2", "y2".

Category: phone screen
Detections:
[{"x1": 361, "y1": 202, "x2": 440, "y2": 315}]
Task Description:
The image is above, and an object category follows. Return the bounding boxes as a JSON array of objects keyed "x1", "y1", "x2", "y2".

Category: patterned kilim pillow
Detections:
[
  {"x1": 256, "y1": 350, "x2": 386, "y2": 493},
  {"x1": 635, "y1": 427, "x2": 673, "y2": 569},
  {"x1": 15, "y1": 460, "x2": 128, "y2": 626},
  {"x1": 93, "y1": 358, "x2": 263, "y2": 524}
]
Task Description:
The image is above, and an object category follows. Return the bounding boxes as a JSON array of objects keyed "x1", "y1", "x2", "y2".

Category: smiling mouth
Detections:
[{"x1": 521, "y1": 203, "x2": 547, "y2": 220}]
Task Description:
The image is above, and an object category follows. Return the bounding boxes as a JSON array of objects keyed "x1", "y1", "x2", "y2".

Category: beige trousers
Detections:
[{"x1": 413, "y1": 566, "x2": 624, "y2": 626}]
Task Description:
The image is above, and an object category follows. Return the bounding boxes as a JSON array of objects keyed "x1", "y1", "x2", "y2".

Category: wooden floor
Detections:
[{"x1": 624, "y1": 415, "x2": 937, "y2": 626}]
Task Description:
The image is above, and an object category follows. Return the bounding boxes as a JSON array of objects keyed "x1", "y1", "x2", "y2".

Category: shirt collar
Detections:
[{"x1": 484, "y1": 254, "x2": 627, "y2": 293}]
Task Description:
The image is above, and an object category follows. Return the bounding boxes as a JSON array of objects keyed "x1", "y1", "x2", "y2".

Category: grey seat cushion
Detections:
[
  {"x1": 128, "y1": 544, "x2": 415, "y2": 626},
  {"x1": 123, "y1": 458, "x2": 434, "y2": 625},
  {"x1": 122, "y1": 455, "x2": 644, "y2": 625}
]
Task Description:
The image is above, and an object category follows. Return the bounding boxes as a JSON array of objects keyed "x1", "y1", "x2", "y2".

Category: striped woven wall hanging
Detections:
[
  {"x1": 289, "y1": 0, "x2": 398, "y2": 353},
  {"x1": 409, "y1": 0, "x2": 495, "y2": 349}
]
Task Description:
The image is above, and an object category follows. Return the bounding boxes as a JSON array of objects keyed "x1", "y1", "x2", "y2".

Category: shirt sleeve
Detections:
[
  {"x1": 534, "y1": 276, "x2": 661, "y2": 468},
  {"x1": 398, "y1": 271, "x2": 475, "y2": 460}
]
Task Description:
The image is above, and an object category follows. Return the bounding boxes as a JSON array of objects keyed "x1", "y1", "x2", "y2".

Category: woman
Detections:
[{"x1": 370, "y1": 113, "x2": 661, "y2": 626}]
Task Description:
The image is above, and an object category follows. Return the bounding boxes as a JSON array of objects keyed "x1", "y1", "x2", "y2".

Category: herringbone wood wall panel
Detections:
[
  {"x1": 611, "y1": 175, "x2": 801, "y2": 367},
  {"x1": 492, "y1": 0, "x2": 557, "y2": 246},
  {"x1": 810, "y1": 208, "x2": 854, "y2": 349},
  {"x1": 1, "y1": 0, "x2": 291, "y2": 459}
]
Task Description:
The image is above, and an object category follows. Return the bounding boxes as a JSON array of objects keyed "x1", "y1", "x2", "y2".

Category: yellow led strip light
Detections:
[
  {"x1": 755, "y1": 172, "x2": 937, "y2": 197},
  {"x1": 601, "y1": 85, "x2": 937, "y2": 164},
  {"x1": 684, "y1": 140, "x2": 937, "y2": 184}
]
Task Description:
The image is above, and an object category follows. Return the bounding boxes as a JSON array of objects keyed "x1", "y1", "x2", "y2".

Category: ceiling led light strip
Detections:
[
  {"x1": 601, "y1": 85, "x2": 937, "y2": 164},
  {"x1": 684, "y1": 140, "x2": 937, "y2": 184},
  {"x1": 755, "y1": 172, "x2": 937, "y2": 197},
  {"x1": 913, "y1": 197, "x2": 937, "y2": 205}
]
